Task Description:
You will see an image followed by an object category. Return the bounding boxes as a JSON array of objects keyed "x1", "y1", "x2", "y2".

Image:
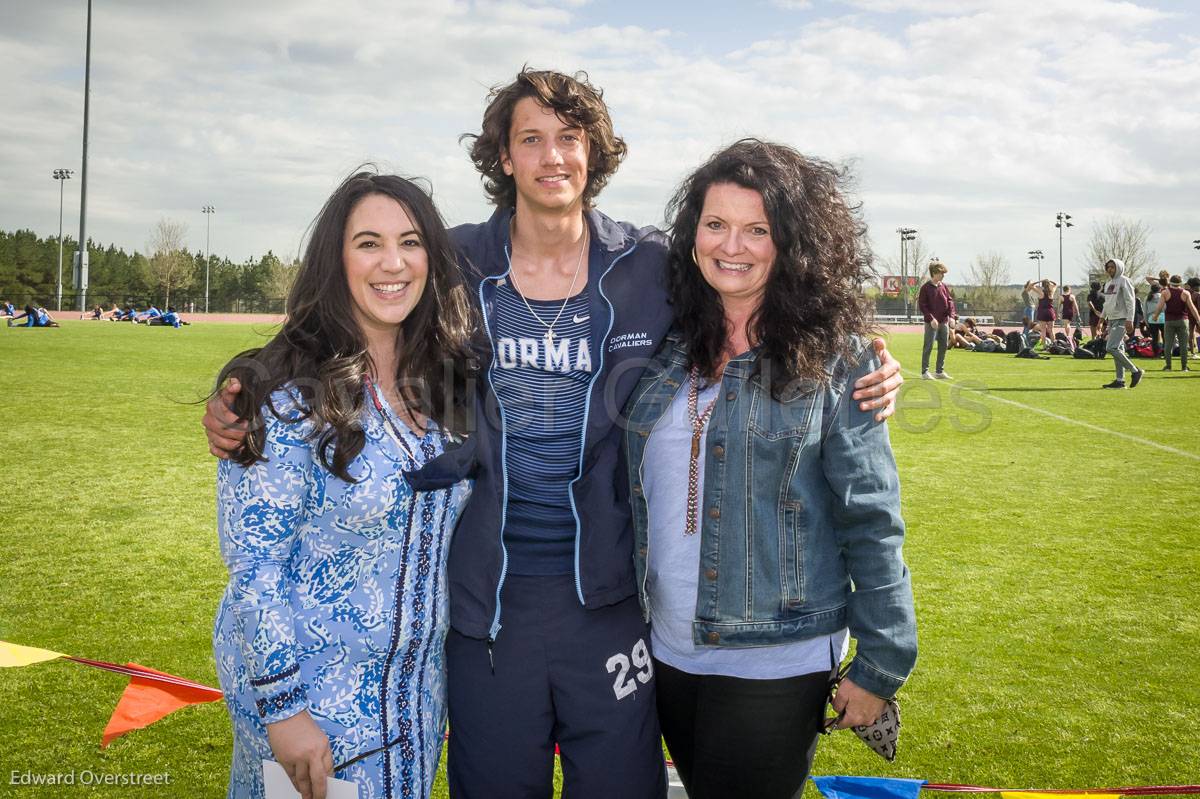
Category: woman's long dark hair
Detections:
[
  {"x1": 666, "y1": 138, "x2": 877, "y2": 395},
  {"x1": 216, "y1": 170, "x2": 477, "y2": 481}
]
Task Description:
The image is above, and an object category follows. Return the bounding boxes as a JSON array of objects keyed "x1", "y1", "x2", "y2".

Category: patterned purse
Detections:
[
  {"x1": 849, "y1": 698, "x2": 901, "y2": 762},
  {"x1": 821, "y1": 654, "x2": 902, "y2": 762}
]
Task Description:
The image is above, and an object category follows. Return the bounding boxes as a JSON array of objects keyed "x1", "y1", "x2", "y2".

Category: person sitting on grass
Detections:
[
  {"x1": 1100, "y1": 258, "x2": 1143, "y2": 389},
  {"x1": 918, "y1": 260, "x2": 956, "y2": 379},
  {"x1": 7, "y1": 304, "x2": 60, "y2": 328},
  {"x1": 951, "y1": 318, "x2": 1002, "y2": 350},
  {"x1": 80, "y1": 304, "x2": 120, "y2": 320},
  {"x1": 148, "y1": 307, "x2": 190, "y2": 328},
  {"x1": 1153, "y1": 275, "x2": 1200, "y2": 372},
  {"x1": 132, "y1": 305, "x2": 163, "y2": 324},
  {"x1": 3, "y1": 300, "x2": 15, "y2": 317}
]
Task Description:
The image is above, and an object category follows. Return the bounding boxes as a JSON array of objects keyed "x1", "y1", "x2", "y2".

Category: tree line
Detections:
[{"x1": 0, "y1": 222, "x2": 296, "y2": 313}]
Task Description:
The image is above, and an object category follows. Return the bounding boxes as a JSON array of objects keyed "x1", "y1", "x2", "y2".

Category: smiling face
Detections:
[
  {"x1": 693, "y1": 182, "x2": 777, "y2": 311},
  {"x1": 501, "y1": 96, "x2": 590, "y2": 214},
  {"x1": 1105, "y1": 260, "x2": 1117, "y2": 277},
  {"x1": 342, "y1": 193, "x2": 428, "y2": 351}
]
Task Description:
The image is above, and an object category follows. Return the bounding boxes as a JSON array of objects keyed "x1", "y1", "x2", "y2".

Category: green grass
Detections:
[{"x1": 0, "y1": 322, "x2": 1196, "y2": 797}]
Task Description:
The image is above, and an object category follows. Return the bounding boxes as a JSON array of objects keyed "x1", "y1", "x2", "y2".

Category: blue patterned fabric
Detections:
[{"x1": 213, "y1": 387, "x2": 470, "y2": 799}]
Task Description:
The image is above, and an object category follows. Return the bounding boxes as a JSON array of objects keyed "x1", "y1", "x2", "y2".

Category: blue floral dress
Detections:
[{"x1": 213, "y1": 388, "x2": 469, "y2": 799}]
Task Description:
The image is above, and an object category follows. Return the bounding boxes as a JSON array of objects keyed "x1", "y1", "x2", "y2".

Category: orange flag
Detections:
[{"x1": 101, "y1": 663, "x2": 223, "y2": 748}]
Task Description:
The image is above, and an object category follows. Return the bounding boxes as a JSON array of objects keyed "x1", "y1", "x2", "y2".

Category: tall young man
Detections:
[{"x1": 204, "y1": 69, "x2": 904, "y2": 798}]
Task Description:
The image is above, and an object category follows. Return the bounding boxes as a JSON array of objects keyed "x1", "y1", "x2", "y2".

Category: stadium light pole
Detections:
[
  {"x1": 1055, "y1": 212, "x2": 1073, "y2": 287},
  {"x1": 202, "y1": 205, "x2": 215, "y2": 313},
  {"x1": 52, "y1": 169, "x2": 74, "y2": 310},
  {"x1": 74, "y1": 0, "x2": 93, "y2": 312},
  {"x1": 1027, "y1": 249, "x2": 1044, "y2": 281},
  {"x1": 898, "y1": 227, "x2": 917, "y2": 320}
]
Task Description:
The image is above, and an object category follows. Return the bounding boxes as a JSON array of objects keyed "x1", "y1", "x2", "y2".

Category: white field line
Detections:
[{"x1": 899, "y1": 369, "x2": 1200, "y2": 462}]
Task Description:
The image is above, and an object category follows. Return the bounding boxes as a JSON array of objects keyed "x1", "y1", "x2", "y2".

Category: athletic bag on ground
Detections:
[{"x1": 1005, "y1": 331, "x2": 1022, "y2": 353}]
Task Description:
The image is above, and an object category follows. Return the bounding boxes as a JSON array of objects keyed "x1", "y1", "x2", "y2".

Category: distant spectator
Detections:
[
  {"x1": 1059, "y1": 286, "x2": 1080, "y2": 350},
  {"x1": 1144, "y1": 284, "x2": 1165, "y2": 355},
  {"x1": 2, "y1": 300, "x2": 14, "y2": 317},
  {"x1": 1086, "y1": 281, "x2": 1105, "y2": 339},
  {"x1": 1145, "y1": 269, "x2": 1170, "y2": 289},
  {"x1": 1021, "y1": 280, "x2": 1038, "y2": 332},
  {"x1": 1154, "y1": 276, "x2": 1200, "y2": 371},
  {"x1": 1188, "y1": 277, "x2": 1200, "y2": 356},
  {"x1": 1100, "y1": 259, "x2": 1143, "y2": 389},
  {"x1": 918, "y1": 260, "x2": 956, "y2": 379}
]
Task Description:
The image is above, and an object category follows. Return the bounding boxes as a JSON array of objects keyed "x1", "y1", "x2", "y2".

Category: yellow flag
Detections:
[
  {"x1": 1002, "y1": 793, "x2": 1121, "y2": 799},
  {"x1": 0, "y1": 641, "x2": 66, "y2": 667}
]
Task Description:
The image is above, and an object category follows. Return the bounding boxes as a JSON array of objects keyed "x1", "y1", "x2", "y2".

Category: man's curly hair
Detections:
[
  {"x1": 666, "y1": 139, "x2": 878, "y2": 395},
  {"x1": 462, "y1": 68, "x2": 627, "y2": 209}
]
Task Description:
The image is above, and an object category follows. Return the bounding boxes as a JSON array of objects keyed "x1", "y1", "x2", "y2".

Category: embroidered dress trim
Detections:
[{"x1": 248, "y1": 663, "x2": 299, "y2": 687}]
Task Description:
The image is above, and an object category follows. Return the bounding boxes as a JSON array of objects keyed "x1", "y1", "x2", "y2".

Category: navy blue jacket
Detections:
[{"x1": 407, "y1": 206, "x2": 673, "y2": 641}]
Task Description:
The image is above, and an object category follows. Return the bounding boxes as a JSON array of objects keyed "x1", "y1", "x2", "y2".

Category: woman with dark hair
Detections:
[
  {"x1": 211, "y1": 171, "x2": 476, "y2": 799},
  {"x1": 624, "y1": 139, "x2": 916, "y2": 799}
]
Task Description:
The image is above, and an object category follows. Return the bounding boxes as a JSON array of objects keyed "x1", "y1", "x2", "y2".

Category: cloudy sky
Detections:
[{"x1": 2, "y1": 0, "x2": 1198, "y2": 285}]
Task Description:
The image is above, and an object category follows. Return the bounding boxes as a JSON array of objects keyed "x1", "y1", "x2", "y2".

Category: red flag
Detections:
[{"x1": 100, "y1": 663, "x2": 223, "y2": 748}]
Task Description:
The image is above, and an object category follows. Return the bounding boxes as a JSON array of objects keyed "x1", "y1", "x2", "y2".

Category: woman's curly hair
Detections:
[
  {"x1": 214, "y1": 170, "x2": 478, "y2": 482},
  {"x1": 462, "y1": 68, "x2": 627, "y2": 209},
  {"x1": 666, "y1": 138, "x2": 878, "y2": 395}
]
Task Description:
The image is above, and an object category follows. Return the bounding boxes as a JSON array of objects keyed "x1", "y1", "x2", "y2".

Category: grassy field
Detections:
[{"x1": 1, "y1": 321, "x2": 1196, "y2": 797}]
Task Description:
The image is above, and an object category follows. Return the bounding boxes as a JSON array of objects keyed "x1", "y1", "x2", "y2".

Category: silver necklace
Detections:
[{"x1": 508, "y1": 225, "x2": 588, "y2": 343}]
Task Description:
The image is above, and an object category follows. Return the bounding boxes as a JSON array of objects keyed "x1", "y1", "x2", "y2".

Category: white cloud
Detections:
[{"x1": 1, "y1": 0, "x2": 1197, "y2": 284}]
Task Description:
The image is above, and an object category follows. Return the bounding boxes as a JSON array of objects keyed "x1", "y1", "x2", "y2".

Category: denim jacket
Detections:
[{"x1": 623, "y1": 332, "x2": 917, "y2": 699}]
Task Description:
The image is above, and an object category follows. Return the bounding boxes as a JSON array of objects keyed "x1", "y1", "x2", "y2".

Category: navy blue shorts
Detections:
[{"x1": 445, "y1": 574, "x2": 666, "y2": 799}]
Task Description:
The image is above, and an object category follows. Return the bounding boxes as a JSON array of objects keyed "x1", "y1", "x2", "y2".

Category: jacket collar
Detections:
[{"x1": 476, "y1": 205, "x2": 634, "y2": 277}]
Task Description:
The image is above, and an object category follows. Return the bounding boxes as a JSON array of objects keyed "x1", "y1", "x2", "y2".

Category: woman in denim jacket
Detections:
[{"x1": 624, "y1": 140, "x2": 916, "y2": 799}]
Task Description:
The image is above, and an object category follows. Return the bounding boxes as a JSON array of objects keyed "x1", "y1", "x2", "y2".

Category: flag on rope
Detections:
[
  {"x1": 812, "y1": 776, "x2": 927, "y2": 799},
  {"x1": 1002, "y1": 794, "x2": 1122, "y2": 799},
  {"x1": 0, "y1": 640, "x2": 223, "y2": 747},
  {"x1": 100, "y1": 662, "x2": 223, "y2": 748},
  {"x1": 0, "y1": 640, "x2": 66, "y2": 667}
]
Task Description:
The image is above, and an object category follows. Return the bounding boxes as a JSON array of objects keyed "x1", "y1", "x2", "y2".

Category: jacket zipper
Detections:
[
  {"x1": 483, "y1": 247, "x2": 514, "y2": 642},
  {"x1": 566, "y1": 239, "x2": 637, "y2": 606}
]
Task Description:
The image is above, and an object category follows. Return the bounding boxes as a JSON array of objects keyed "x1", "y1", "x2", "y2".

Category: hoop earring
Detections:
[{"x1": 692, "y1": 246, "x2": 699, "y2": 266}]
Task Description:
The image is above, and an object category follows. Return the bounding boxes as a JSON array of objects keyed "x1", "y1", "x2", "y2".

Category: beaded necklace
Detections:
[{"x1": 685, "y1": 367, "x2": 719, "y2": 536}]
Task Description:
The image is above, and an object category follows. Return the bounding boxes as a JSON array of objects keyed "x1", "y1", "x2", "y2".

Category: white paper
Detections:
[{"x1": 262, "y1": 759, "x2": 359, "y2": 799}]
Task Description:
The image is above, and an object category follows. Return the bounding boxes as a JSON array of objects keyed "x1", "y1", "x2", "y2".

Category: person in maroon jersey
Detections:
[
  {"x1": 917, "y1": 261, "x2": 956, "y2": 379},
  {"x1": 1034, "y1": 279, "x2": 1058, "y2": 350},
  {"x1": 1187, "y1": 277, "x2": 1200, "y2": 356},
  {"x1": 1153, "y1": 275, "x2": 1200, "y2": 371}
]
